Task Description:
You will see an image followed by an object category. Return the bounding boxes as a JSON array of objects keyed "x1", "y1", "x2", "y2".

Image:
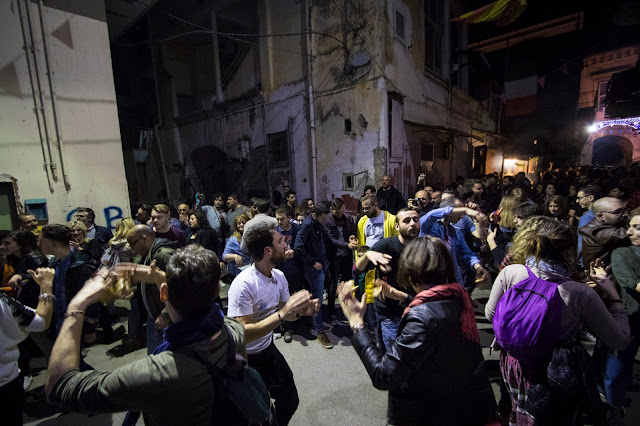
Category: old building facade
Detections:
[{"x1": 115, "y1": 0, "x2": 496, "y2": 207}]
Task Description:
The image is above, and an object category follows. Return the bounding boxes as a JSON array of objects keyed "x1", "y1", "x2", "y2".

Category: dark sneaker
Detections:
[
  {"x1": 606, "y1": 405, "x2": 625, "y2": 426},
  {"x1": 25, "y1": 385, "x2": 46, "y2": 403},
  {"x1": 328, "y1": 315, "x2": 342, "y2": 327},
  {"x1": 283, "y1": 330, "x2": 293, "y2": 343},
  {"x1": 317, "y1": 332, "x2": 333, "y2": 349},
  {"x1": 108, "y1": 334, "x2": 146, "y2": 357}
]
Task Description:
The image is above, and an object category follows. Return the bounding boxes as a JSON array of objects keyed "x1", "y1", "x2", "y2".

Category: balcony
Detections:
[{"x1": 578, "y1": 90, "x2": 596, "y2": 109}]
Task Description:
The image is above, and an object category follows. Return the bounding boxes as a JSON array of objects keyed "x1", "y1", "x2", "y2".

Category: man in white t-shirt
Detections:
[{"x1": 228, "y1": 221, "x2": 319, "y2": 426}]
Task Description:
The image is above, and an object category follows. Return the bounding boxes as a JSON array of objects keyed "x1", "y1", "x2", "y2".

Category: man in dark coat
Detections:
[
  {"x1": 127, "y1": 225, "x2": 178, "y2": 353},
  {"x1": 579, "y1": 197, "x2": 629, "y2": 267},
  {"x1": 38, "y1": 224, "x2": 99, "y2": 335},
  {"x1": 324, "y1": 198, "x2": 357, "y2": 325},
  {"x1": 76, "y1": 207, "x2": 113, "y2": 250},
  {"x1": 377, "y1": 175, "x2": 405, "y2": 215},
  {"x1": 294, "y1": 204, "x2": 335, "y2": 348}
]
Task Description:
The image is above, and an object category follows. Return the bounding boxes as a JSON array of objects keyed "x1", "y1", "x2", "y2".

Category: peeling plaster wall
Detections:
[
  {"x1": 314, "y1": 78, "x2": 384, "y2": 201},
  {"x1": 307, "y1": 0, "x2": 496, "y2": 198},
  {"x1": 0, "y1": 0, "x2": 131, "y2": 227}
]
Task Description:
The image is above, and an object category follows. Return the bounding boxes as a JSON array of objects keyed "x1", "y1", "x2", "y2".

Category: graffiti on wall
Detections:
[{"x1": 66, "y1": 206, "x2": 125, "y2": 231}]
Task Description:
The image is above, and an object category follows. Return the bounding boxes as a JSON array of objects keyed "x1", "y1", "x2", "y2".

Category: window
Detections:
[
  {"x1": 395, "y1": 10, "x2": 406, "y2": 42},
  {"x1": 268, "y1": 131, "x2": 289, "y2": 168},
  {"x1": 344, "y1": 119, "x2": 352, "y2": 133},
  {"x1": 421, "y1": 141, "x2": 435, "y2": 162},
  {"x1": 343, "y1": 174, "x2": 355, "y2": 191},
  {"x1": 391, "y1": 1, "x2": 411, "y2": 46},
  {"x1": 424, "y1": 0, "x2": 444, "y2": 77},
  {"x1": 24, "y1": 199, "x2": 48, "y2": 221},
  {"x1": 597, "y1": 81, "x2": 608, "y2": 111}
]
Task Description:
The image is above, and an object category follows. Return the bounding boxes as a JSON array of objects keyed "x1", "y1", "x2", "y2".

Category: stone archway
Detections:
[{"x1": 591, "y1": 135, "x2": 633, "y2": 166}]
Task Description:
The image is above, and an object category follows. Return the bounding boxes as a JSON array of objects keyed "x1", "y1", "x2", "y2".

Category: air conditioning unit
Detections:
[{"x1": 230, "y1": 140, "x2": 250, "y2": 160}]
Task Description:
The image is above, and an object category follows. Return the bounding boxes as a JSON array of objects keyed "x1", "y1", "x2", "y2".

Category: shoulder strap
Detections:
[{"x1": 523, "y1": 265, "x2": 536, "y2": 280}]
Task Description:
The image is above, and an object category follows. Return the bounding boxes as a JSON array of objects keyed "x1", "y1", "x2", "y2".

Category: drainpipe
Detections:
[
  {"x1": 148, "y1": 13, "x2": 172, "y2": 205},
  {"x1": 17, "y1": 0, "x2": 53, "y2": 193},
  {"x1": 37, "y1": 0, "x2": 70, "y2": 190},
  {"x1": 21, "y1": 0, "x2": 59, "y2": 182},
  {"x1": 154, "y1": 125, "x2": 173, "y2": 204},
  {"x1": 305, "y1": 0, "x2": 318, "y2": 201}
]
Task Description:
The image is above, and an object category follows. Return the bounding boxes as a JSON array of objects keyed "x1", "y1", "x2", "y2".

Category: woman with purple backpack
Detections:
[{"x1": 485, "y1": 216, "x2": 630, "y2": 425}]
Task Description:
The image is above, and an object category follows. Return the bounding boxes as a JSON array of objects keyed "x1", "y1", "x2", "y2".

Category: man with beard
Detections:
[
  {"x1": 355, "y1": 208, "x2": 420, "y2": 351},
  {"x1": 579, "y1": 197, "x2": 630, "y2": 267},
  {"x1": 376, "y1": 175, "x2": 405, "y2": 215},
  {"x1": 357, "y1": 195, "x2": 398, "y2": 249},
  {"x1": 228, "y1": 221, "x2": 319, "y2": 426}
]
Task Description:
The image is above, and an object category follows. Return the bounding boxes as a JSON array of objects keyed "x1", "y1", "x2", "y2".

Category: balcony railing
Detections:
[{"x1": 578, "y1": 90, "x2": 596, "y2": 109}]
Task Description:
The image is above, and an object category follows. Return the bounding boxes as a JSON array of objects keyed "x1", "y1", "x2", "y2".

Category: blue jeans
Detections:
[
  {"x1": 146, "y1": 314, "x2": 164, "y2": 355},
  {"x1": 376, "y1": 312, "x2": 400, "y2": 352},
  {"x1": 601, "y1": 335, "x2": 640, "y2": 406},
  {"x1": 304, "y1": 269, "x2": 325, "y2": 333}
]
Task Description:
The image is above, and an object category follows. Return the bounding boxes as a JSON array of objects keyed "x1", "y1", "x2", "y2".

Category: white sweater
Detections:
[{"x1": 0, "y1": 293, "x2": 45, "y2": 387}]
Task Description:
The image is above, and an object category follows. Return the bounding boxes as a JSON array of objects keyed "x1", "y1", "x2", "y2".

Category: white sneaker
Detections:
[{"x1": 23, "y1": 375, "x2": 33, "y2": 391}]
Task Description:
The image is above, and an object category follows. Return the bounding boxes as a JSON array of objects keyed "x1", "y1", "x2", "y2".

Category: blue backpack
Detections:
[{"x1": 493, "y1": 267, "x2": 565, "y2": 365}]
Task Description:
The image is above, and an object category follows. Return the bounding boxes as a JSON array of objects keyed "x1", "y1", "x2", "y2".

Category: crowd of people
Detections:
[{"x1": 1, "y1": 163, "x2": 640, "y2": 425}]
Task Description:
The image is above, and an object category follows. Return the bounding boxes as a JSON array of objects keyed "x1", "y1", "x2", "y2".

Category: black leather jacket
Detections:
[{"x1": 352, "y1": 299, "x2": 495, "y2": 425}]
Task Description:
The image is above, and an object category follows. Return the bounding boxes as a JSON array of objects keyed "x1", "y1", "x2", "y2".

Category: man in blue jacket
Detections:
[
  {"x1": 294, "y1": 203, "x2": 335, "y2": 349},
  {"x1": 419, "y1": 198, "x2": 490, "y2": 286}
]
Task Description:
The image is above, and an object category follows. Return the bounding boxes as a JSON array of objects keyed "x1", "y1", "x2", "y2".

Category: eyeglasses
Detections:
[
  {"x1": 577, "y1": 195, "x2": 591, "y2": 201},
  {"x1": 128, "y1": 236, "x2": 144, "y2": 247},
  {"x1": 76, "y1": 214, "x2": 88, "y2": 219},
  {"x1": 602, "y1": 208, "x2": 628, "y2": 216}
]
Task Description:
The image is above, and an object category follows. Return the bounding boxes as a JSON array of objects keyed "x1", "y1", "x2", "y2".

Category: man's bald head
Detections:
[
  {"x1": 126, "y1": 225, "x2": 156, "y2": 255},
  {"x1": 593, "y1": 197, "x2": 627, "y2": 226},
  {"x1": 415, "y1": 190, "x2": 429, "y2": 202},
  {"x1": 592, "y1": 197, "x2": 626, "y2": 215}
]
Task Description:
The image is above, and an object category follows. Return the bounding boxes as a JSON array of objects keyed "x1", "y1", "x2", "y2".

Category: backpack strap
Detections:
[{"x1": 523, "y1": 265, "x2": 537, "y2": 279}]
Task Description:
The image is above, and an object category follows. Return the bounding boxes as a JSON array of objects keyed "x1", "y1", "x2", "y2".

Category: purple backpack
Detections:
[{"x1": 493, "y1": 267, "x2": 564, "y2": 365}]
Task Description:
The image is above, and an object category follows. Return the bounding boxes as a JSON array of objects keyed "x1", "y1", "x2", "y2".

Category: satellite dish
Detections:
[{"x1": 350, "y1": 51, "x2": 371, "y2": 67}]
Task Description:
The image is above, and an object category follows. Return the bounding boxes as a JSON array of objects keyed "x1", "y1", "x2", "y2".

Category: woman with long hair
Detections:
[
  {"x1": 66, "y1": 220, "x2": 102, "y2": 262},
  {"x1": 544, "y1": 194, "x2": 569, "y2": 224},
  {"x1": 0, "y1": 231, "x2": 50, "y2": 390},
  {"x1": 0, "y1": 230, "x2": 48, "y2": 308},
  {"x1": 222, "y1": 213, "x2": 251, "y2": 279},
  {"x1": 536, "y1": 182, "x2": 556, "y2": 206},
  {"x1": 339, "y1": 237, "x2": 495, "y2": 425},
  {"x1": 486, "y1": 216, "x2": 629, "y2": 424},
  {"x1": 102, "y1": 218, "x2": 136, "y2": 267},
  {"x1": 102, "y1": 218, "x2": 141, "y2": 353},
  {"x1": 187, "y1": 209, "x2": 219, "y2": 256}
]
